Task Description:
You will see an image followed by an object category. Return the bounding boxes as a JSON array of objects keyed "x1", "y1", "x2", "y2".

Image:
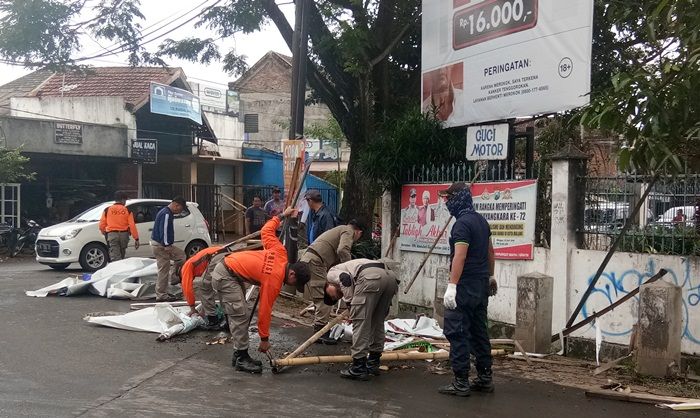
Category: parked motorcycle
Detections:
[
  {"x1": 0, "y1": 223, "x2": 12, "y2": 255},
  {"x1": 9, "y1": 219, "x2": 41, "y2": 257}
]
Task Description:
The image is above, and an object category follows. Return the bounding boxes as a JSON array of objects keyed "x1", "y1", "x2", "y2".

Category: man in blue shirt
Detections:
[
  {"x1": 304, "y1": 189, "x2": 336, "y2": 244},
  {"x1": 438, "y1": 182, "x2": 497, "y2": 397},
  {"x1": 150, "y1": 196, "x2": 187, "y2": 302}
]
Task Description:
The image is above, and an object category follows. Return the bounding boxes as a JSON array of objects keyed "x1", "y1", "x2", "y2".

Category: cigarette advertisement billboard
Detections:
[{"x1": 422, "y1": 0, "x2": 593, "y2": 127}]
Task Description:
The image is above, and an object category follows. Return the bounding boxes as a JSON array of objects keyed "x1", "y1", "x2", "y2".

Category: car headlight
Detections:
[{"x1": 60, "y1": 228, "x2": 82, "y2": 240}]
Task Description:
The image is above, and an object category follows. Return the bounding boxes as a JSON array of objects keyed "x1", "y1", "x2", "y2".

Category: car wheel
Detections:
[
  {"x1": 48, "y1": 263, "x2": 70, "y2": 271},
  {"x1": 185, "y1": 240, "x2": 208, "y2": 258},
  {"x1": 79, "y1": 242, "x2": 109, "y2": 272}
]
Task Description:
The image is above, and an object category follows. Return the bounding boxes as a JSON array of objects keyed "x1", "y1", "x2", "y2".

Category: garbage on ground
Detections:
[
  {"x1": 25, "y1": 258, "x2": 176, "y2": 300},
  {"x1": 323, "y1": 316, "x2": 448, "y2": 352},
  {"x1": 84, "y1": 303, "x2": 205, "y2": 340}
]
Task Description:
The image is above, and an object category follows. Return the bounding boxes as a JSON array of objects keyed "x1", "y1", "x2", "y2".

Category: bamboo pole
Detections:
[
  {"x1": 284, "y1": 311, "x2": 349, "y2": 360},
  {"x1": 272, "y1": 349, "x2": 506, "y2": 367}
]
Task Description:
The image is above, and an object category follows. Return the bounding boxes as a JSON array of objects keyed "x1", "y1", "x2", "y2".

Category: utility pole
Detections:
[
  {"x1": 289, "y1": 0, "x2": 309, "y2": 139},
  {"x1": 285, "y1": 0, "x2": 310, "y2": 267}
]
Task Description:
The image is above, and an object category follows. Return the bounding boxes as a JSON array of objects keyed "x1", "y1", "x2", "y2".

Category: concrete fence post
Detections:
[
  {"x1": 636, "y1": 280, "x2": 682, "y2": 377},
  {"x1": 514, "y1": 272, "x2": 554, "y2": 354},
  {"x1": 549, "y1": 145, "x2": 588, "y2": 334}
]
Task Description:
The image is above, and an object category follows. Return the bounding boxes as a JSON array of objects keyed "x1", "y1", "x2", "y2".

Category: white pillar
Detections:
[{"x1": 549, "y1": 146, "x2": 588, "y2": 335}]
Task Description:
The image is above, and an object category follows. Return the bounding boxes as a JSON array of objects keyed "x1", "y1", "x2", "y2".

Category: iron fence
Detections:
[
  {"x1": 581, "y1": 174, "x2": 700, "y2": 255},
  {"x1": 142, "y1": 182, "x2": 340, "y2": 240}
]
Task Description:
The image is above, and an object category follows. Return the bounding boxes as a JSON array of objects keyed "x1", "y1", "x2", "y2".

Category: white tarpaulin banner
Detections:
[
  {"x1": 26, "y1": 258, "x2": 160, "y2": 299},
  {"x1": 421, "y1": 0, "x2": 593, "y2": 126},
  {"x1": 84, "y1": 304, "x2": 205, "y2": 340}
]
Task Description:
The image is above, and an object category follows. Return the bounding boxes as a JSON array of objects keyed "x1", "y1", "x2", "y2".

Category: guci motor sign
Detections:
[{"x1": 466, "y1": 123, "x2": 509, "y2": 160}]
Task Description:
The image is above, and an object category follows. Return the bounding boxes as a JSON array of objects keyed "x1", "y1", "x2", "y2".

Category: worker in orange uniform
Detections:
[
  {"x1": 180, "y1": 245, "x2": 228, "y2": 330},
  {"x1": 211, "y1": 206, "x2": 311, "y2": 373},
  {"x1": 99, "y1": 191, "x2": 139, "y2": 262}
]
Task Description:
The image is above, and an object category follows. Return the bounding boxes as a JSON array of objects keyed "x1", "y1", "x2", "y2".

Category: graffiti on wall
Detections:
[{"x1": 579, "y1": 258, "x2": 700, "y2": 346}]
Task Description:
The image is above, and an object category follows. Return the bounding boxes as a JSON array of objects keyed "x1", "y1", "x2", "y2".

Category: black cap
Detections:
[
  {"x1": 172, "y1": 196, "x2": 187, "y2": 207},
  {"x1": 438, "y1": 182, "x2": 467, "y2": 197},
  {"x1": 272, "y1": 186, "x2": 281, "y2": 193}
]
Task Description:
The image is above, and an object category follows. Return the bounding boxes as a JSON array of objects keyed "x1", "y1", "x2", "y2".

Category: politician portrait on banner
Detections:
[{"x1": 400, "y1": 180, "x2": 537, "y2": 260}]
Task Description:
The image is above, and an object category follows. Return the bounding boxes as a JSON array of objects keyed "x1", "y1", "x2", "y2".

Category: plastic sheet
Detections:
[{"x1": 84, "y1": 304, "x2": 205, "y2": 340}]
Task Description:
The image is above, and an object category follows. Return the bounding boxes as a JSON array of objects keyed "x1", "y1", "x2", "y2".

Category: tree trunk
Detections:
[{"x1": 340, "y1": 137, "x2": 377, "y2": 235}]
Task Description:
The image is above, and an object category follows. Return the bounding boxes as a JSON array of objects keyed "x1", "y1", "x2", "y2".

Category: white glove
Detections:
[{"x1": 443, "y1": 283, "x2": 457, "y2": 310}]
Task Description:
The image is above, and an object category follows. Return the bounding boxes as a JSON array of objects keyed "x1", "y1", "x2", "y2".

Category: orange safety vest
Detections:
[{"x1": 98, "y1": 203, "x2": 139, "y2": 239}]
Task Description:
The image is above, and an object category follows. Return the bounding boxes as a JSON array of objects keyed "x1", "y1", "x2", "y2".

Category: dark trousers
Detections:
[{"x1": 443, "y1": 276, "x2": 492, "y2": 377}]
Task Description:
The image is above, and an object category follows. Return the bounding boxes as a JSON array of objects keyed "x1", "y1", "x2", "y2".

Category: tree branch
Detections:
[{"x1": 369, "y1": 21, "x2": 412, "y2": 67}]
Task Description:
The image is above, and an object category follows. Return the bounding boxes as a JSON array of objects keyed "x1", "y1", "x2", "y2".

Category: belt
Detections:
[
  {"x1": 356, "y1": 262, "x2": 385, "y2": 276},
  {"x1": 305, "y1": 247, "x2": 323, "y2": 260},
  {"x1": 107, "y1": 230, "x2": 129, "y2": 233}
]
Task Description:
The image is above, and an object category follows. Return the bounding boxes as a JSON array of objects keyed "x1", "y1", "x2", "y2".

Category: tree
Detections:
[
  {"x1": 0, "y1": 0, "x2": 422, "y2": 226},
  {"x1": 580, "y1": 0, "x2": 700, "y2": 174},
  {"x1": 0, "y1": 147, "x2": 34, "y2": 184}
]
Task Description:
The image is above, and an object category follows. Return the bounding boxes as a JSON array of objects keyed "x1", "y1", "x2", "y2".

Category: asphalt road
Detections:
[{"x1": 0, "y1": 258, "x2": 692, "y2": 417}]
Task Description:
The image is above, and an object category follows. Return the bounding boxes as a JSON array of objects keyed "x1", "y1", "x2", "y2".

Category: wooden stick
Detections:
[
  {"x1": 403, "y1": 216, "x2": 452, "y2": 294},
  {"x1": 283, "y1": 311, "x2": 349, "y2": 360},
  {"x1": 567, "y1": 177, "x2": 658, "y2": 328},
  {"x1": 551, "y1": 269, "x2": 668, "y2": 342},
  {"x1": 593, "y1": 352, "x2": 633, "y2": 376},
  {"x1": 272, "y1": 349, "x2": 507, "y2": 367},
  {"x1": 584, "y1": 388, "x2": 697, "y2": 405}
]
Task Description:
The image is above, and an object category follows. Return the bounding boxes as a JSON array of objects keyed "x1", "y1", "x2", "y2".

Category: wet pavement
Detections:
[{"x1": 0, "y1": 258, "x2": 692, "y2": 417}]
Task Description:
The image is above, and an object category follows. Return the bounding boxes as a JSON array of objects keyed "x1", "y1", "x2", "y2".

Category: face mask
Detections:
[{"x1": 445, "y1": 188, "x2": 475, "y2": 217}]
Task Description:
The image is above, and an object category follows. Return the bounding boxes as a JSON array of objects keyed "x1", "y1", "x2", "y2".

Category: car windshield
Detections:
[{"x1": 69, "y1": 202, "x2": 113, "y2": 222}]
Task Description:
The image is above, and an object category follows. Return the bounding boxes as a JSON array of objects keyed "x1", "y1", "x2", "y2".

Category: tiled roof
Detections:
[
  {"x1": 32, "y1": 66, "x2": 183, "y2": 109},
  {"x1": 230, "y1": 51, "x2": 293, "y2": 92},
  {"x1": 0, "y1": 69, "x2": 53, "y2": 115}
]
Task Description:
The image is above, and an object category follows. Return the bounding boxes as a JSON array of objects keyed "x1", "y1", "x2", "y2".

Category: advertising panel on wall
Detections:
[
  {"x1": 189, "y1": 81, "x2": 227, "y2": 111},
  {"x1": 149, "y1": 82, "x2": 202, "y2": 124},
  {"x1": 421, "y1": 0, "x2": 594, "y2": 126},
  {"x1": 399, "y1": 179, "x2": 537, "y2": 259}
]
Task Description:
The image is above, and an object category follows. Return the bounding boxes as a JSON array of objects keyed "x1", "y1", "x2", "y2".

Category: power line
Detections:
[
  {"x1": 77, "y1": 0, "x2": 219, "y2": 62},
  {"x1": 0, "y1": 104, "x2": 310, "y2": 145}
]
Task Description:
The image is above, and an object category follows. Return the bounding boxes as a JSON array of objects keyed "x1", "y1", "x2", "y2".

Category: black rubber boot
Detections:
[
  {"x1": 470, "y1": 370, "x2": 494, "y2": 393},
  {"x1": 367, "y1": 352, "x2": 382, "y2": 376},
  {"x1": 313, "y1": 325, "x2": 338, "y2": 345},
  {"x1": 438, "y1": 374, "x2": 471, "y2": 397},
  {"x1": 201, "y1": 315, "x2": 221, "y2": 331},
  {"x1": 340, "y1": 357, "x2": 370, "y2": 381},
  {"x1": 233, "y1": 350, "x2": 262, "y2": 373}
]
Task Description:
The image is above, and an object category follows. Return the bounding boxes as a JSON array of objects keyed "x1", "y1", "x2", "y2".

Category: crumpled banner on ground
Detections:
[
  {"x1": 84, "y1": 304, "x2": 205, "y2": 340},
  {"x1": 328, "y1": 317, "x2": 447, "y2": 351},
  {"x1": 25, "y1": 258, "x2": 160, "y2": 299}
]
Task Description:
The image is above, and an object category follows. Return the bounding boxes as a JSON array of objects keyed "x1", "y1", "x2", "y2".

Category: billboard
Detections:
[
  {"x1": 189, "y1": 81, "x2": 227, "y2": 111},
  {"x1": 422, "y1": 0, "x2": 593, "y2": 126},
  {"x1": 400, "y1": 179, "x2": 537, "y2": 259},
  {"x1": 149, "y1": 82, "x2": 202, "y2": 124}
]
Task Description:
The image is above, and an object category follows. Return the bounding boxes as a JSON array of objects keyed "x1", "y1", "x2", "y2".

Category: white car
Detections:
[{"x1": 35, "y1": 199, "x2": 211, "y2": 271}]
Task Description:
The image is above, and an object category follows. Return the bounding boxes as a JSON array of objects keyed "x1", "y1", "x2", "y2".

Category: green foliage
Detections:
[
  {"x1": 358, "y1": 107, "x2": 464, "y2": 190},
  {"x1": 323, "y1": 170, "x2": 345, "y2": 190},
  {"x1": 0, "y1": 147, "x2": 35, "y2": 183},
  {"x1": 351, "y1": 238, "x2": 381, "y2": 260},
  {"x1": 617, "y1": 226, "x2": 700, "y2": 256},
  {"x1": 306, "y1": 117, "x2": 345, "y2": 149},
  {"x1": 581, "y1": 0, "x2": 700, "y2": 174}
]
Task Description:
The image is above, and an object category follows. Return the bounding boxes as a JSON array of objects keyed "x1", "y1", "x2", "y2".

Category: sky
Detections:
[{"x1": 0, "y1": 0, "x2": 295, "y2": 87}]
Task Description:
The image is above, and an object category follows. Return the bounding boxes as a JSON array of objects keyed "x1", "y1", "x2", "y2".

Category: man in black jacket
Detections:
[{"x1": 304, "y1": 189, "x2": 336, "y2": 244}]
